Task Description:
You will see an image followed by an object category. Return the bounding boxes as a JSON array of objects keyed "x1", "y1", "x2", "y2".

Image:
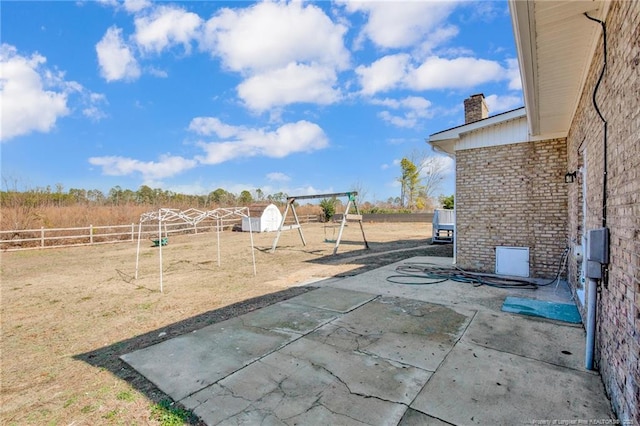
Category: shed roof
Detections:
[{"x1": 247, "y1": 203, "x2": 279, "y2": 217}]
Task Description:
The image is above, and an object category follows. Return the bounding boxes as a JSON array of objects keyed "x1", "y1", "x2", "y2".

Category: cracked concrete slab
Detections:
[
  {"x1": 307, "y1": 297, "x2": 474, "y2": 371},
  {"x1": 183, "y1": 337, "x2": 427, "y2": 425},
  {"x1": 120, "y1": 317, "x2": 297, "y2": 401},
  {"x1": 462, "y1": 310, "x2": 586, "y2": 370},
  {"x1": 238, "y1": 301, "x2": 340, "y2": 335},
  {"x1": 398, "y1": 408, "x2": 453, "y2": 425},
  {"x1": 285, "y1": 286, "x2": 377, "y2": 312},
  {"x1": 121, "y1": 256, "x2": 615, "y2": 425},
  {"x1": 410, "y1": 341, "x2": 612, "y2": 425}
]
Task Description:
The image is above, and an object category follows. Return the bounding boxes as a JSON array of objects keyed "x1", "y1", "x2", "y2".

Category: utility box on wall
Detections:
[{"x1": 495, "y1": 246, "x2": 530, "y2": 277}]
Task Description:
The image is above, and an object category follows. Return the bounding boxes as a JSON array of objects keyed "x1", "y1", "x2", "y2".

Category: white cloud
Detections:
[
  {"x1": 133, "y1": 5, "x2": 202, "y2": 54},
  {"x1": 237, "y1": 63, "x2": 341, "y2": 112},
  {"x1": 356, "y1": 54, "x2": 410, "y2": 95},
  {"x1": 339, "y1": 0, "x2": 457, "y2": 49},
  {"x1": 146, "y1": 66, "x2": 168, "y2": 78},
  {"x1": 96, "y1": 26, "x2": 141, "y2": 82},
  {"x1": 0, "y1": 44, "x2": 69, "y2": 141},
  {"x1": 123, "y1": 0, "x2": 151, "y2": 13},
  {"x1": 506, "y1": 58, "x2": 522, "y2": 91},
  {"x1": 485, "y1": 94, "x2": 523, "y2": 113},
  {"x1": 417, "y1": 25, "x2": 460, "y2": 57},
  {"x1": 378, "y1": 111, "x2": 416, "y2": 129},
  {"x1": 194, "y1": 119, "x2": 329, "y2": 164},
  {"x1": 200, "y1": 1, "x2": 349, "y2": 73},
  {"x1": 188, "y1": 117, "x2": 242, "y2": 138},
  {"x1": 357, "y1": 55, "x2": 510, "y2": 95},
  {"x1": 408, "y1": 56, "x2": 506, "y2": 90},
  {"x1": 426, "y1": 155, "x2": 455, "y2": 177},
  {"x1": 372, "y1": 96, "x2": 433, "y2": 129},
  {"x1": 88, "y1": 154, "x2": 197, "y2": 180},
  {"x1": 0, "y1": 44, "x2": 104, "y2": 141},
  {"x1": 95, "y1": 0, "x2": 119, "y2": 8},
  {"x1": 266, "y1": 172, "x2": 291, "y2": 182}
]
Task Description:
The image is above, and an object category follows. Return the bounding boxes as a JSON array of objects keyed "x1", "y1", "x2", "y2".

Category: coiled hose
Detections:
[{"x1": 386, "y1": 247, "x2": 570, "y2": 290}]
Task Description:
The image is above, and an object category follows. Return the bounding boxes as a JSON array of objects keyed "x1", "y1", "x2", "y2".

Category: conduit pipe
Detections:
[
  {"x1": 585, "y1": 277, "x2": 597, "y2": 370},
  {"x1": 584, "y1": 11, "x2": 608, "y2": 371}
]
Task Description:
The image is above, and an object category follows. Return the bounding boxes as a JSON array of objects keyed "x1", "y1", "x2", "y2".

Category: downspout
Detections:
[{"x1": 584, "y1": 12, "x2": 608, "y2": 371}]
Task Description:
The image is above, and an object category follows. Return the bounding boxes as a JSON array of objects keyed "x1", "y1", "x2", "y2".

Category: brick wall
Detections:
[
  {"x1": 566, "y1": 2, "x2": 640, "y2": 423},
  {"x1": 456, "y1": 138, "x2": 568, "y2": 278}
]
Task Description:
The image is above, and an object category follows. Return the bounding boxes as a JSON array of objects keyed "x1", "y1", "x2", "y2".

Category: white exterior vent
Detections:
[{"x1": 495, "y1": 246, "x2": 530, "y2": 277}]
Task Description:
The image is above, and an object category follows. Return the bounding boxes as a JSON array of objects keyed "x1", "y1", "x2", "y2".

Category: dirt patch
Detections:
[{"x1": 1, "y1": 222, "x2": 451, "y2": 424}]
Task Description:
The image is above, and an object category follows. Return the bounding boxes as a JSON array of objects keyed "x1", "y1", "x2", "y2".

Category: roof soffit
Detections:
[{"x1": 509, "y1": 0, "x2": 610, "y2": 138}]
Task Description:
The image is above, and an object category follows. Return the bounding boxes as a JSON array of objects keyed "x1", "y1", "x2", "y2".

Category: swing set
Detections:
[{"x1": 271, "y1": 191, "x2": 369, "y2": 255}]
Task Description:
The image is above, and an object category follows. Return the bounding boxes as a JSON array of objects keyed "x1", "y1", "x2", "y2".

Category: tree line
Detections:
[
  {"x1": 2, "y1": 149, "x2": 454, "y2": 212},
  {"x1": 0, "y1": 183, "x2": 291, "y2": 209}
]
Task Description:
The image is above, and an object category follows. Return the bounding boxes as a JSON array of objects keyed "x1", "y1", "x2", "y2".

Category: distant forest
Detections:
[
  {"x1": 0, "y1": 184, "x2": 291, "y2": 209},
  {"x1": 1, "y1": 182, "x2": 438, "y2": 231}
]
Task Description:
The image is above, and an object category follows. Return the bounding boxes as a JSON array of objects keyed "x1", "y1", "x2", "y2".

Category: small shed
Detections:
[{"x1": 242, "y1": 203, "x2": 282, "y2": 232}]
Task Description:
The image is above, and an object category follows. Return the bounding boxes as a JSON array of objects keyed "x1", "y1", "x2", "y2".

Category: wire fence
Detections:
[{"x1": 0, "y1": 215, "x2": 320, "y2": 251}]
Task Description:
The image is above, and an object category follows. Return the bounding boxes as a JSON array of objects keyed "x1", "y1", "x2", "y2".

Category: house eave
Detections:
[
  {"x1": 508, "y1": 0, "x2": 611, "y2": 137},
  {"x1": 428, "y1": 107, "x2": 526, "y2": 156}
]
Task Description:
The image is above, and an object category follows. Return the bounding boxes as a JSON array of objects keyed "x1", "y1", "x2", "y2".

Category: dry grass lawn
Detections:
[{"x1": 1, "y1": 222, "x2": 449, "y2": 425}]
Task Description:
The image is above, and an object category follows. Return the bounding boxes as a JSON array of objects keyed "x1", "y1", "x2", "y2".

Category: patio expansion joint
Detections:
[
  {"x1": 176, "y1": 297, "x2": 383, "y2": 406},
  {"x1": 461, "y1": 339, "x2": 600, "y2": 375}
]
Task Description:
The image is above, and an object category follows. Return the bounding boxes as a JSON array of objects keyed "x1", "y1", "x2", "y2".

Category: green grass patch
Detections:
[
  {"x1": 116, "y1": 390, "x2": 136, "y2": 402},
  {"x1": 150, "y1": 400, "x2": 196, "y2": 426},
  {"x1": 63, "y1": 395, "x2": 77, "y2": 408}
]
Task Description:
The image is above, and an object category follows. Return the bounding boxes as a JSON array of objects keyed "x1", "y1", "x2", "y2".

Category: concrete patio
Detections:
[{"x1": 121, "y1": 256, "x2": 615, "y2": 425}]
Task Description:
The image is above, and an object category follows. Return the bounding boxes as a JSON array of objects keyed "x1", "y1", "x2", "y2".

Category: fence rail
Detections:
[{"x1": 0, "y1": 215, "x2": 320, "y2": 251}]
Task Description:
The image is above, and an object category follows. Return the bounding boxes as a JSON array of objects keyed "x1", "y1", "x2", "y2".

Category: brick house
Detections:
[{"x1": 429, "y1": 1, "x2": 639, "y2": 424}]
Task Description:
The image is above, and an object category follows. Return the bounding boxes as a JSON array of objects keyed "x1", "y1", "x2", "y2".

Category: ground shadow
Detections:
[
  {"x1": 73, "y1": 286, "x2": 316, "y2": 424},
  {"x1": 74, "y1": 239, "x2": 453, "y2": 423},
  {"x1": 307, "y1": 238, "x2": 453, "y2": 276}
]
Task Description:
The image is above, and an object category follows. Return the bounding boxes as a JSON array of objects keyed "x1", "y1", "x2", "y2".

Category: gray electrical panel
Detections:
[
  {"x1": 586, "y1": 261, "x2": 602, "y2": 279},
  {"x1": 587, "y1": 228, "x2": 609, "y2": 264}
]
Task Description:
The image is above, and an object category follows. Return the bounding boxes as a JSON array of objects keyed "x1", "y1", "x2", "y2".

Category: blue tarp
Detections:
[{"x1": 502, "y1": 297, "x2": 582, "y2": 324}]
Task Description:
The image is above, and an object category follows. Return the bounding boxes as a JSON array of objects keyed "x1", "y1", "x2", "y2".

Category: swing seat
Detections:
[
  {"x1": 151, "y1": 237, "x2": 168, "y2": 247},
  {"x1": 324, "y1": 223, "x2": 340, "y2": 243}
]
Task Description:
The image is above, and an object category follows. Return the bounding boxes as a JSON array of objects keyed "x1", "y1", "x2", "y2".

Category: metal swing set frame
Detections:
[{"x1": 271, "y1": 191, "x2": 369, "y2": 255}]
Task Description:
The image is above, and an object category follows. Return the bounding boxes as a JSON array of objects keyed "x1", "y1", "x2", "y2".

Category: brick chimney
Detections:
[{"x1": 464, "y1": 93, "x2": 489, "y2": 124}]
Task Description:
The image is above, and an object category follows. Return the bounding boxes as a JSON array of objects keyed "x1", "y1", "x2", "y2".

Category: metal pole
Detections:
[
  {"x1": 290, "y1": 202, "x2": 307, "y2": 246},
  {"x1": 585, "y1": 278, "x2": 597, "y2": 369},
  {"x1": 217, "y1": 218, "x2": 221, "y2": 267},
  {"x1": 135, "y1": 221, "x2": 142, "y2": 279},
  {"x1": 247, "y1": 211, "x2": 256, "y2": 276},
  {"x1": 271, "y1": 202, "x2": 290, "y2": 252},
  {"x1": 333, "y1": 199, "x2": 350, "y2": 255},
  {"x1": 158, "y1": 211, "x2": 163, "y2": 293}
]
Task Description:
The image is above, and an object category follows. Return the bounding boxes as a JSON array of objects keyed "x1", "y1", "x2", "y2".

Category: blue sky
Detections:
[{"x1": 1, "y1": 0, "x2": 522, "y2": 203}]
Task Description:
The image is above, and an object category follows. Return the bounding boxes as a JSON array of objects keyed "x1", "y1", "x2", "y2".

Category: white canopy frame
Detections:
[{"x1": 135, "y1": 207, "x2": 256, "y2": 293}]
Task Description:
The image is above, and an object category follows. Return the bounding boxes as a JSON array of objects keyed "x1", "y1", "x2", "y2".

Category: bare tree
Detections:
[
  {"x1": 350, "y1": 180, "x2": 369, "y2": 203},
  {"x1": 398, "y1": 149, "x2": 449, "y2": 209},
  {"x1": 419, "y1": 155, "x2": 449, "y2": 199}
]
